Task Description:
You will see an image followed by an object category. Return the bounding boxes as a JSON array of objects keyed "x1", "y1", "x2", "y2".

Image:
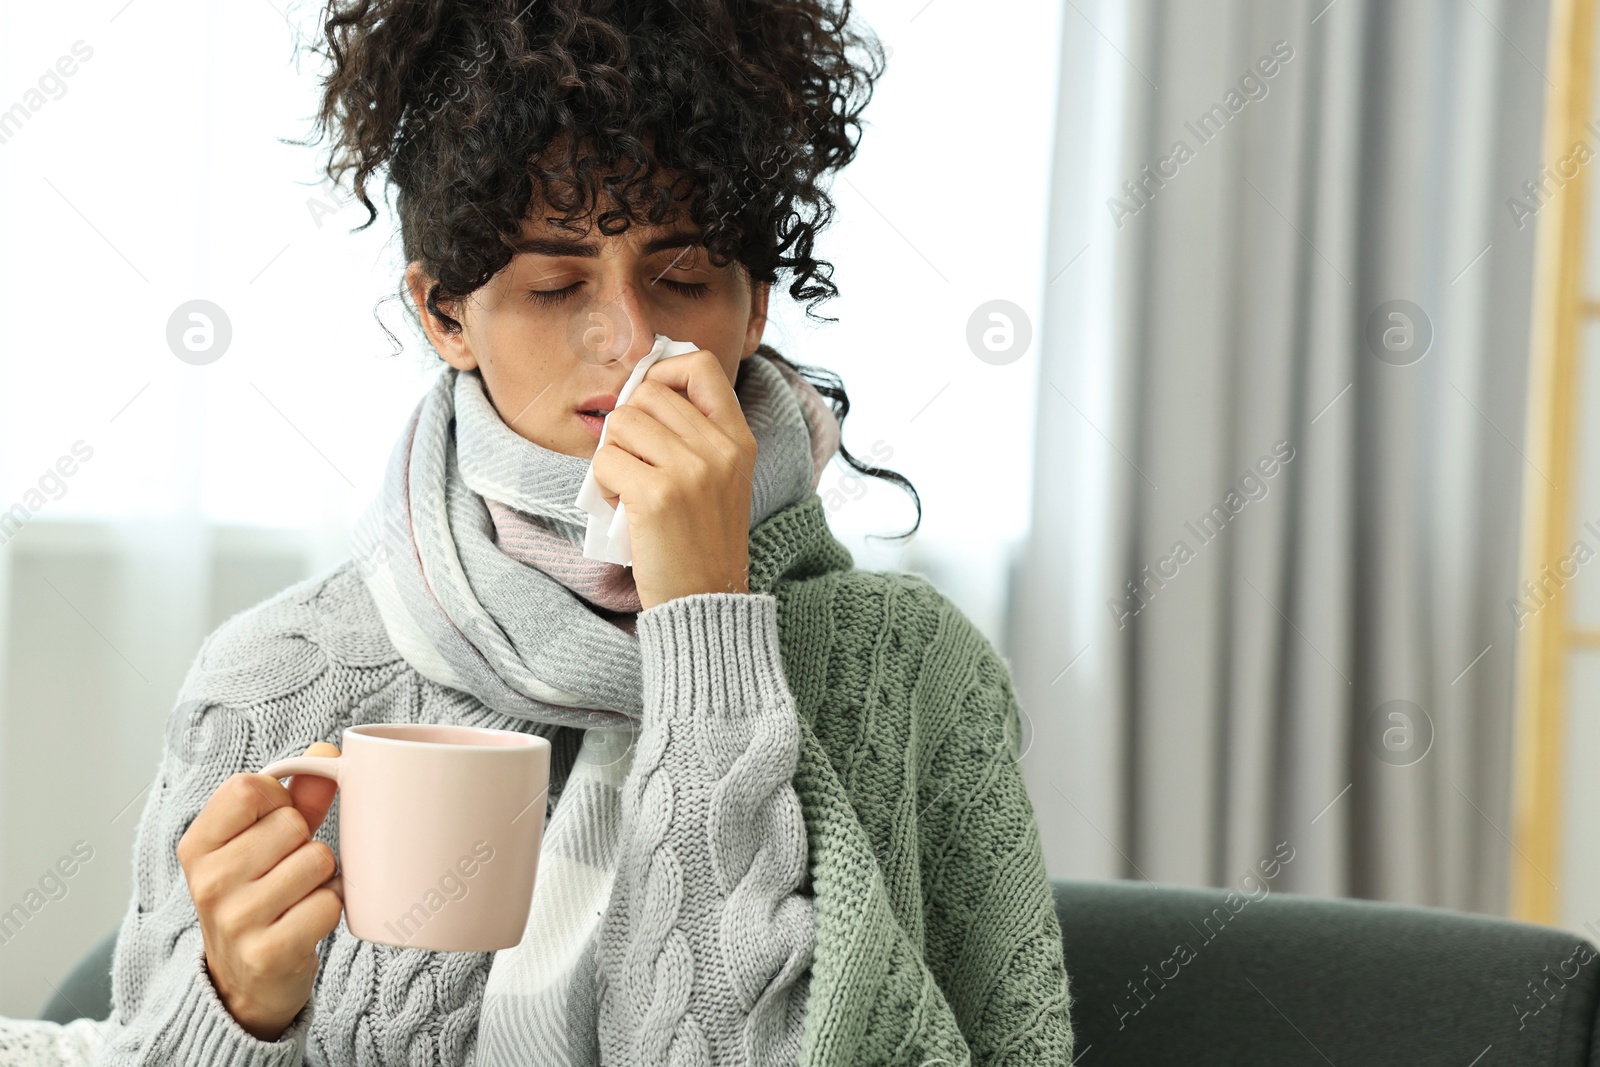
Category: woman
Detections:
[{"x1": 14, "y1": 0, "x2": 1074, "y2": 1063}]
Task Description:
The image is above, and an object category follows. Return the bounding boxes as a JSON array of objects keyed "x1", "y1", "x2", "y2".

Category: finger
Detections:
[
  {"x1": 181, "y1": 772, "x2": 295, "y2": 860},
  {"x1": 637, "y1": 349, "x2": 743, "y2": 431},
  {"x1": 264, "y1": 884, "x2": 345, "y2": 959},
  {"x1": 589, "y1": 436, "x2": 659, "y2": 511},
  {"x1": 624, "y1": 378, "x2": 723, "y2": 447},
  {"x1": 602, "y1": 401, "x2": 701, "y2": 473},
  {"x1": 287, "y1": 742, "x2": 340, "y2": 836},
  {"x1": 211, "y1": 800, "x2": 323, "y2": 884},
  {"x1": 620, "y1": 379, "x2": 752, "y2": 491},
  {"x1": 234, "y1": 838, "x2": 340, "y2": 928}
]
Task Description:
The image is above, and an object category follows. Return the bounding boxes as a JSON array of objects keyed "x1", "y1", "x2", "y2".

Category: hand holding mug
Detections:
[
  {"x1": 181, "y1": 723, "x2": 550, "y2": 1040},
  {"x1": 177, "y1": 741, "x2": 344, "y2": 1041}
]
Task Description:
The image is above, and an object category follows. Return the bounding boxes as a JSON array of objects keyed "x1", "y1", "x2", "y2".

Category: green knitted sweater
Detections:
[{"x1": 750, "y1": 495, "x2": 1075, "y2": 1065}]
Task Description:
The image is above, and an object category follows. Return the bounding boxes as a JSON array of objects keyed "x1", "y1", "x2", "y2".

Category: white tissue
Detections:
[{"x1": 574, "y1": 333, "x2": 702, "y2": 565}]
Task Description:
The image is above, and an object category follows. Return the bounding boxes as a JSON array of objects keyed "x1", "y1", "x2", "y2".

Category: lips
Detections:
[
  {"x1": 575, "y1": 393, "x2": 620, "y2": 417},
  {"x1": 575, "y1": 396, "x2": 617, "y2": 441}
]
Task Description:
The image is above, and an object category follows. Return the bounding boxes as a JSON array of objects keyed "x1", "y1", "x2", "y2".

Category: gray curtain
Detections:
[{"x1": 1011, "y1": 0, "x2": 1551, "y2": 915}]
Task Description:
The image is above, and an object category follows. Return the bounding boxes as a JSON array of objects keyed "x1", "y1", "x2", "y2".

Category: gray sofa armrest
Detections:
[{"x1": 1051, "y1": 878, "x2": 1600, "y2": 1066}]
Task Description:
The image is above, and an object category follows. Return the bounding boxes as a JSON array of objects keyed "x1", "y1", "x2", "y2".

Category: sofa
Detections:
[{"x1": 39, "y1": 878, "x2": 1600, "y2": 1063}]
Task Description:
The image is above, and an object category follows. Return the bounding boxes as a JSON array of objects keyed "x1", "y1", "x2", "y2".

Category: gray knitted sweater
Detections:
[{"x1": 92, "y1": 558, "x2": 812, "y2": 1066}]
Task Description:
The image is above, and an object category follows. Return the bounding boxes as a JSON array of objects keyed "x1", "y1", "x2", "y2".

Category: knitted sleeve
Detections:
[
  {"x1": 790, "y1": 573, "x2": 1074, "y2": 1066},
  {"x1": 912, "y1": 614, "x2": 1075, "y2": 1065},
  {"x1": 597, "y1": 591, "x2": 814, "y2": 1067}
]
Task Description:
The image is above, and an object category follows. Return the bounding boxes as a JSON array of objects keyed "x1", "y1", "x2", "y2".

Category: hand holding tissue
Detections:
[{"x1": 574, "y1": 333, "x2": 703, "y2": 565}]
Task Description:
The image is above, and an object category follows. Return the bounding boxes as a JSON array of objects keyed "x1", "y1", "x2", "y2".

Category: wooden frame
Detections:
[{"x1": 1510, "y1": 0, "x2": 1592, "y2": 924}]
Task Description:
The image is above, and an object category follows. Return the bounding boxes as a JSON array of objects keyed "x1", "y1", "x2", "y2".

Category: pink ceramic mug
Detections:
[{"x1": 258, "y1": 723, "x2": 550, "y2": 953}]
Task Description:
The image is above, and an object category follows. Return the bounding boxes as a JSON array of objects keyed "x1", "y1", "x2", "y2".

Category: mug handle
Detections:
[
  {"x1": 258, "y1": 755, "x2": 344, "y2": 891},
  {"x1": 259, "y1": 755, "x2": 341, "y2": 783}
]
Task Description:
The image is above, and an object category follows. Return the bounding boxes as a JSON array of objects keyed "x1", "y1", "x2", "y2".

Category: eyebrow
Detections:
[{"x1": 508, "y1": 228, "x2": 704, "y2": 258}]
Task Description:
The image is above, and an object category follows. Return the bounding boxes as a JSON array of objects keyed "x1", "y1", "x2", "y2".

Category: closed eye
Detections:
[
  {"x1": 524, "y1": 279, "x2": 710, "y2": 306},
  {"x1": 525, "y1": 282, "x2": 582, "y2": 306},
  {"x1": 660, "y1": 280, "x2": 709, "y2": 299}
]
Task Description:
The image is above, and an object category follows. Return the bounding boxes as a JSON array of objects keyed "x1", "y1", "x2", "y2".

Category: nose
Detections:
[{"x1": 571, "y1": 280, "x2": 655, "y2": 371}]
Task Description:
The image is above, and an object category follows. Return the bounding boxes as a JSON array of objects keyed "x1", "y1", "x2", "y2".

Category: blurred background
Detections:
[{"x1": 0, "y1": 0, "x2": 1594, "y2": 1022}]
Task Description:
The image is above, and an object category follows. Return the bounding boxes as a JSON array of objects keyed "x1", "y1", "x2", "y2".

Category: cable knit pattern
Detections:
[
  {"x1": 13, "y1": 493, "x2": 1073, "y2": 1066},
  {"x1": 596, "y1": 594, "x2": 813, "y2": 1067}
]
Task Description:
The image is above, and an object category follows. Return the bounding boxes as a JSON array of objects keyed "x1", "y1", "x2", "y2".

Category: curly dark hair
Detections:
[{"x1": 292, "y1": 0, "x2": 921, "y2": 539}]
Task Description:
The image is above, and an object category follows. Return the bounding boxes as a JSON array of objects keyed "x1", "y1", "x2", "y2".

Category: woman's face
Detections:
[{"x1": 407, "y1": 212, "x2": 769, "y2": 459}]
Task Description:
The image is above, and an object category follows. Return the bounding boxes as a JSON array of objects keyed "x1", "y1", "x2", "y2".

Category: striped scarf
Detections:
[{"x1": 348, "y1": 342, "x2": 840, "y2": 1066}]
